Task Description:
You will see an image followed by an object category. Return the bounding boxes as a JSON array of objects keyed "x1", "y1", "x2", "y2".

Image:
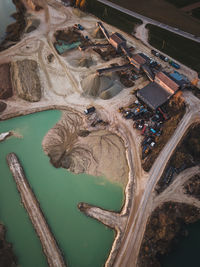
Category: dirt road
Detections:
[
  {"x1": 113, "y1": 91, "x2": 200, "y2": 267},
  {"x1": 7, "y1": 153, "x2": 67, "y2": 267}
]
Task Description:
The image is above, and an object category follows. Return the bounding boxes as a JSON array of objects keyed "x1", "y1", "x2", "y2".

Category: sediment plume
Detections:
[{"x1": 7, "y1": 153, "x2": 67, "y2": 267}]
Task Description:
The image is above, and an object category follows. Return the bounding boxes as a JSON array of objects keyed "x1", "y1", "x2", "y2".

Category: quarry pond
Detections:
[
  {"x1": 0, "y1": 110, "x2": 124, "y2": 267},
  {"x1": 0, "y1": 0, "x2": 16, "y2": 41}
]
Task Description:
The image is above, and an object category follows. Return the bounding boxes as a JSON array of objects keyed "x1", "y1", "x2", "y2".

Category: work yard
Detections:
[{"x1": 108, "y1": 0, "x2": 200, "y2": 35}]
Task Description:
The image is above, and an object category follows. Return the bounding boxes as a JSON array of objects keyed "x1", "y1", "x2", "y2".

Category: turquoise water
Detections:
[
  {"x1": 55, "y1": 40, "x2": 81, "y2": 54},
  {"x1": 160, "y1": 221, "x2": 200, "y2": 267},
  {"x1": 0, "y1": 0, "x2": 16, "y2": 41},
  {"x1": 0, "y1": 110, "x2": 123, "y2": 267}
]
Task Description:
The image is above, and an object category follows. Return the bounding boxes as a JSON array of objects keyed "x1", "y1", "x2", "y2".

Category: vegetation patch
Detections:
[
  {"x1": 107, "y1": 0, "x2": 200, "y2": 35},
  {"x1": 192, "y1": 7, "x2": 200, "y2": 20},
  {"x1": 156, "y1": 124, "x2": 200, "y2": 194},
  {"x1": 146, "y1": 24, "x2": 200, "y2": 73},
  {"x1": 138, "y1": 202, "x2": 200, "y2": 267},
  {"x1": 184, "y1": 174, "x2": 200, "y2": 201},
  {"x1": 165, "y1": 0, "x2": 200, "y2": 8},
  {"x1": 85, "y1": 0, "x2": 142, "y2": 34}
]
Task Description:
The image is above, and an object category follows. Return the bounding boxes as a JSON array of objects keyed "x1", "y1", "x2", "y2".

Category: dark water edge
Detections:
[
  {"x1": 160, "y1": 220, "x2": 200, "y2": 267},
  {"x1": 0, "y1": 0, "x2": 26, "y2": 52}
]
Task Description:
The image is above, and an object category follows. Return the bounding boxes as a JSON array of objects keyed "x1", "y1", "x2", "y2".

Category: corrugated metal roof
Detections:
[
  {"x1": 131, "y1": 54, "x2": 146, "y2": 66},
  {"x1": 155, "y1": 72, "x2": 179, "y2": 92},
  {"x1": 137, "y1": 82, "x2": 171, "y2": 110},
  {"x1": 110, "y1": 32, "x2": 126, "y2": 45}
]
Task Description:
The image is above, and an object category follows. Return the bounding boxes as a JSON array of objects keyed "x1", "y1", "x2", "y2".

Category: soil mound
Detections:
[
  {"x1": 81, "y1": 73, "x2": 123, "y2": 99},
  {"x1": 78, "y1": 57, "x2": 93, "y2": 68},
  {"x1": 92, "y1": 27, "x2": 105, "y2": 39},
  {"x1": 11, "y1": 59, "x2": 41, "y2": 102},
  {"x1": 42, "y1": 111, "x2": 129, "y2": 187},
  {"x1": 0, "y1": 102, "x2": 7, "y2": 113},
  {"x1": 99, "y1": 82, "x2": 123, "y2": 100}
]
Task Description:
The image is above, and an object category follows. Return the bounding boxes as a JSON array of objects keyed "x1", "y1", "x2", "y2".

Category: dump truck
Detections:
[{"x1": 169, "y1": 60, "x2": 180, "y2": 69}]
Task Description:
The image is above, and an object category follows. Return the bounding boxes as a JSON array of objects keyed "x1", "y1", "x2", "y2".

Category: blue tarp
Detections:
[
  {"x1": 170, "y1": 71, "x2": 187, "y2": 82},
  {"x1": 55, "y1": 40, "x2": 81, "y2": 54}
]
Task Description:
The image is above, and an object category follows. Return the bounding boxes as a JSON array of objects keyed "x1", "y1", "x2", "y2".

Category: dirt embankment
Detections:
[
  {"x1": 42, "y1": 110, "x2": 129, "y2": 186},
  {"x1": 7, "y1": 153, "x2": 67, "y2": 267},
  {"x1": 0, "y1": 64, "x2": 13, "y2": 100},
  {"x1": 0, "y1": 224, "x2": 17, "y2": 267},
  {"x1": 11, "y1": 59, "x2": 41, "y2": 102},
  {"x1": 0, "y1": 102, "x2": 7, "y2": 113},
  {"x1": 138, "y1": 202, "x2": 200, "y2": 267}
]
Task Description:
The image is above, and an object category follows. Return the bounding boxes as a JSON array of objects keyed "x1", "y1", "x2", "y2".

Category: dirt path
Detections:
[
  {"x1": 135, "y1": 23, "x2": 148, "y2": 44},
  {"x1": 154, "y1": 165, "x2": 200, "y2": 209},
  {"x1": 7, "y1": 153, "x2": 67, "y2": 267},
  {"x1": 113, "y1": 92, "x2": 200, "y2": 267}
]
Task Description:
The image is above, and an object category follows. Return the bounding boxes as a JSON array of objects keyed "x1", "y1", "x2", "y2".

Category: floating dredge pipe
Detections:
[{"x1": 6, "y1": 153, "x2": 67, "y2": 267}]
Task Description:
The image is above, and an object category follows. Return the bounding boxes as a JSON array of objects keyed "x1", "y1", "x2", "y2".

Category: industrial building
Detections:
[
  {"x1": 137, "y1": 71, "x2": 180, "y2": 110},
  {"x1": 128, "y1": 54, "x2": 146, "y2": 73},
  {"x1": 154, "y1": 72, "x2": 179, "y2": 95},
  {"x1": 109, "y1": 32, "x2": 126, "y2": 52}
]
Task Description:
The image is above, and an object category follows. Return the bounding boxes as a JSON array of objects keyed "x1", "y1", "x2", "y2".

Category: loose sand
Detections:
[{"x1": 42, "y1": 110, "x2": 129, "y2": 187}]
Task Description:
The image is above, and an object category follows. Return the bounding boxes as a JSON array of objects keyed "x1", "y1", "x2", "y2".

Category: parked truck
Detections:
[{"x1": 169, "y1": 60, "x2": 180, "y2": 69}]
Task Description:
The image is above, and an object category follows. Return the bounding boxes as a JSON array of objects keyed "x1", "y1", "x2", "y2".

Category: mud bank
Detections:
[
  {"x1": 0, "y1": 0, "x2": 26, "y2": 51},
  {"x1": 138, "y1": 202, "x2": 200, "y2": 267},
  {"x1": 7, "y1": 153, "x2": 67, "y2": 267},
  {"x1": 42, "y1": 110, "x2": 129, "y2": 186},
  {"x1": 0, "y1": 223, "x2": 17, "y2": 267}
]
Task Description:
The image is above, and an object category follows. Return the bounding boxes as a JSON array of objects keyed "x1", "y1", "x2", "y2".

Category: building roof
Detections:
[
  {"x1": 110, "y1": 32, "x2": 126, "y2": 45},
  {"x1": 137, "y1": 82, "x2": 171, "y2": 110},
  {"x1": 169, "y1": 71, "x2": 188, "y2": 87},
  {"x1": 155, "y1": 72, "x2": 179, "y2": 93},
  {"x1": 131, "y1": 54, "x2": 146, "y2": 66}
]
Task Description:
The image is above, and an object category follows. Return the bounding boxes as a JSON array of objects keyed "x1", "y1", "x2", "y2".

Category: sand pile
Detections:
[
  {"x1": 99, "y1": 81, "x2": 123, "y2": 100},
  {"x1": 92, "y1": 27, "x2": 105, "y2": 39},
  {"x1": 81, "y1": 73, "x2": 124, "y2": 99},
  {"x1": 78, "y1": 57, "x2": 93, "y2": 68},
  {"x1": 72, "y1": 8, "x2": 86, "y2": 18},
  {"x1": 42, "y1": 111, "x2": 129, "y2": 187}
]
